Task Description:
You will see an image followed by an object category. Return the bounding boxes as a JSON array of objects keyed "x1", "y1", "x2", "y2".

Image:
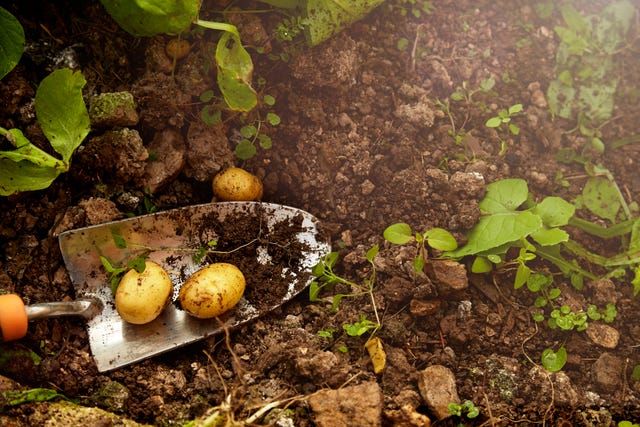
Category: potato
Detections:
[
  {"x1": 179, "y1": 263, "x2": 245, "y2": 319},
  {"x1": 115, "y1": 261, "x2": 173, "y2": 325},
  {"x1": 212, "y1": 167, "x2": 263, "y2": 201}
]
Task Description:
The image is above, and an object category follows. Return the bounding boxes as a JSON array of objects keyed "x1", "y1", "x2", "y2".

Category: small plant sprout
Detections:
[
  {"x1": 384, "y1": 223, "x2": 457, "y2": 274},
  {"x1": 448, "y1": 399, "x2": 480, "y2": 420},
  {"x1": 541, "y1": 345, "x2": 567, "y2": 372},
  {"x1": 310, "y1": 245, "x2": 387, "y2": 373},
  {"x1": 485, "y1": 103, "x2": 523, "y2": 154}
]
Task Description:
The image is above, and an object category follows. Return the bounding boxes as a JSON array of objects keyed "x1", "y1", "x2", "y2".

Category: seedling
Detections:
[
  {"x1": 0, "y1": 69, "x2": 90, "y2": 196},
  {"x1": 485, "y1": 103, "x2": 523, "y2": 155},
  {"x1": 448, "y1": 399, "x2": 480, "y2": 421},
  {"x1": 310, "y1": 246, "x2": 387, "y2": 373},
  {"x1": 541, "y1": 345, "x2": 567, "y2": 372},
  {"x1": 384, "y1": 223, "x2": 457, "y2": 274}
]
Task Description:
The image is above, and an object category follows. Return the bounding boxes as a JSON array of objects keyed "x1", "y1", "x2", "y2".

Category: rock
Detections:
[
  {"x1": 418, "y1": 365, "x2": 460, "y2": 420},
  {"x1": 384, "y1": 404, "x2": 432, "y2": 427},
  {"x1": 592, "y1": 352, "x2": 624, "y2": 394},
  {"x1": 76, "y1": 128, "x2": 149, "y2": 185},
  {"x1": 449, "y1": 171, "x2": 486, "y2": 198},
  {"x1": 90, "y1": 380, "x2": 130, "y2": 412},
  {"x1": 294, "y1": 348, "x2": 348, "y2": 388},
  {"x1": 585, "y1": 323, "x2": 620, "y2": 349},
  {"x1": 425, "y1": 259, "x2": 468, "y2": 298},
  {"x1": 184, "y1": 120, "x2": 234, "y2": 182},
  {"x1": 527, "y1": 365, "x2": 579, "y2": 407},
  {"x1": 394, "y1": 100, "x2": 438, "y2": 127},
  {"x1": 308, "y1": 381, "x2": 383, "y2": 427},
  {"x1": 143, "y1": 128, "x2": 186, "y2": 193},
  {"x1": 409, "y1": 298, "x2": 441, "y2": 317},
  {"x1": 78, "y1": 197, "x2": 124, "y2": 225},
  {"x1": 89, "y1": 92, "x2": 139, "y2": 128}
]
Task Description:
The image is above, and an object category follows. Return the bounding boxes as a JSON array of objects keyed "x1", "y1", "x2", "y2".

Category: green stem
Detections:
[
  {"x1": 535, "y1": 245, "x2": 598, "y2": 280},
  {"x1": 568, "y1": 216, "x2": 635, "y2": 238},
  {"x1": 195, "y1": 19, "x2": 240, "y2": 38}
]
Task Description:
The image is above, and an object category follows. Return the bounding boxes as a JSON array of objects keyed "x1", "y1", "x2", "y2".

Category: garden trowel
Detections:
[{"x1": 0, "y1": 202, "x2": 330, "y2": 372}]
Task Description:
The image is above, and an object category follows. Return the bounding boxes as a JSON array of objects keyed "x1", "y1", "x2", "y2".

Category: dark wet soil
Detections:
[{"x1": 1, "y1": 0, "x2": 640, "y2": 425}]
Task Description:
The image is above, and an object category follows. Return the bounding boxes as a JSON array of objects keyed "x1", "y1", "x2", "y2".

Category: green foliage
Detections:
[
  {"x1": 448, "y1": 400, "x2": 480, "y2": 419},
  {"x1": 541, "y1": 346, "x2": 567, "y2": 372},
  {"x1": 98, "y1": 0, "x2": 199, "y2": 37},
  {"x1": 384, "y1": 223, "x2": 457, "y2": 274},
  {"x1": 546, "y1": 0, "x2": 635, "y2": 147},
  {"x1": 2, "y1": 388, "x2": 70, "y2": 407},
  {"x1": 0, "y1": 6, "x2": 24, "y2": 80},
  {"x1": 0, "y1": 69, "x2": 90, "y2": 195},
  {"x1": 100, "y1": 255, "x2": 148, "y2": 294},
  {"x1": 485, "y1": 103, "x2": 523, "y2": 155},
  {"x1": 619, "y1": 422, "x2": 640, "y2": 427}
]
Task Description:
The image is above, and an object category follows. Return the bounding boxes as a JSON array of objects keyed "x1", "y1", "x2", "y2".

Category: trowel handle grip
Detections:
[{"x1": 0, "y1": 294, "x2": 28, "y2": 342}]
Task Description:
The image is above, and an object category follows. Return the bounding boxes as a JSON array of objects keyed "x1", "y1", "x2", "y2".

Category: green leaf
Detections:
[
  {"x1": 480, "y1": 179, "x2": 529, "y2": 214},
  {"x1": 541, "y1": 346, "x2": 567, "y2": 372},
  {"x1": 235, "y1": 139, "x2": 256, "y2": 160},
  {"x1": 470, "y1": 256, "x2": 493, "y2": 273},
  {"x1": 413, "y1": 256, "x2": 425, "y2": 274},
  {"x1": 582, "y1": 176, "x2": 620, "y2": 222},
  {"x1": 0, "y1": 156, "x2": 60, "y2": 196},
  {"x1": 531, "y1": 227, "x2": 570, "y2": 246},
  {"x1": 0, "y1": 6, "x2": 25, "y2": 80},
  {"x1": 485, "y1": 116, "x2": 502, "y2": 128},
  {"x1": 424, "y1": 228, "x2": 458, "y2": 251},
  {"x1": 514, "y1": 262, "x2": 530, "y2": 289},
  {"x1": 447, "y1": 211, "x2": 542, "y2": 257},
  {"x1": 263, "y1": 94, "x2": 276, "y2": 106},
  {"x1": 508, "y1": 104, "x2": 523, "y2": 115},
  {"x1": 215, "y1": 31, "x2": 257, "y2": 112},
  {"x1": 266, "y1": 112, "x2": 281, "y2": 126},
  {"x1": 533, "y1": 196, "x2": 575, "y2": 227},
  {"x1": 99, "y1": 0, "x2": 198, "y2": 36},
  {"x1": 365, "y1": 244, "x2": 379, "y2": 262},
  {"x1": 383, "y1": 223, "x2": 413, "y2": 244},
  {"x1": 35, "y1": 69, "x2": 90, "y2": 162},
  {"x1": 304, "y1": 0, "x2": 385, "y2": 46}
]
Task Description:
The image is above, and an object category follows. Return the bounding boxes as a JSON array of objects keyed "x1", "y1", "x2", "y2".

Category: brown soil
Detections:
[{"x1": 1, "y1": 0, "x2": 640, "y2": 425}]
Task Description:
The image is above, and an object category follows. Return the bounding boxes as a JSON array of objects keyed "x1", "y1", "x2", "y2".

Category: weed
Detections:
[
  {"x1": 383, "y1": 223, "x2": 457, "y2": 274},
  {"x1": 541, "y1": 345, "x2": 567, "y2": 372},
  {"x1": 0, "y1": 69, "x2": 90, "y2": 195},
  {"x1": 310, "y1": 246, "x2": 387, "y2": 373},
  {"x1": 448, "y1": 399, "x2": 480, "y2": 422},
  {"x1": 485, "y1": 103, "x2": 523, "y2": 155},
  {"x1": 396, "y1": 0, "x2": 434, "y2": 18}
]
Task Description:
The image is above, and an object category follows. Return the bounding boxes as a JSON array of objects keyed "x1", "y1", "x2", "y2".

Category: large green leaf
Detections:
[
  {"x1": 479, "y1": 178, "x2": 529, "y2": 214},
  {"x1": 0, "y1": 6, "x2": 24, "y2": 80},
  {"x1": 99, "y1": 0, "x2": 198, "y2": 36},
  {"x1": 447, "y1": 211, "x2": 542, "y2": 257},
  {"x1": 35, "y1": 69, "x2": 90, "y2": 162},
  {"x1": 215, "y1": 31, "x2": 257, "y2": 112},
  {"x1": 305, "y1": 0, "x2": 385, "y2": 46},
  {"x1": 0, "y1": 158, "x2": 60, "y2": 195}
]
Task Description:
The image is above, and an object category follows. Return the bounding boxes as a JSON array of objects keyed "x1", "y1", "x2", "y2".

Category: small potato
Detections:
[
  {"x1": 179, "y1": 263, "x2": 245, "y2": 319},
  {"x1": 115, "y1": 261, "x2": 173, "y2": 325},
  {"x1": 212, "y1": 167, "x2": 263, "y2": 201}
]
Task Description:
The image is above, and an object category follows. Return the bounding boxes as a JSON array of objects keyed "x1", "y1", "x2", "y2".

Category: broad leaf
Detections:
[
  {"x1": 35, "y1": 69, "x2": 90, "y2": 162},
  {"x1": 99, "y1": 0, "x2": 198, "y2": 36},
  {"x1": 0, "y1": 158, "x2": 60, "y2": 195},
  {"x1": 0, "y1": 6, "x2": 24, "y2": 80},
  {"x1": 383, "y1": 223, "x2": 413, "y2": 244},
  {"x1": 305, "y1": 0, "x2": 385, "y2": 46},
  {"x1": 216, "y1": 31, "x2": 257, "y2": 112},
  {"x1": 424, "y1": 228, "x2": 458, "y2": 251},
  {"x1": 479, "y1": 178, "x2": 529, "y2": 214},
  {"x1": 533, "y1": 196, "x2": 575, "y2": 227},
  {"x1": 531, "y1": 227, "x2": 570, "y2": 246},
  {"x1": 582, "y1": 176, "x2": 620, "y2": 223}
]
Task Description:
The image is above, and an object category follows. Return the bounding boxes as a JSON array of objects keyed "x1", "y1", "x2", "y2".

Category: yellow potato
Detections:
[
  {"x1": 179, "y1": 263, "x2": 246, "y2": 319},
  {"x1": 115, "y1": 261, "x2": 173, "y2": 325},
  {"x1": 212, "y1": 167, "x2": 263, "y2": 201}
]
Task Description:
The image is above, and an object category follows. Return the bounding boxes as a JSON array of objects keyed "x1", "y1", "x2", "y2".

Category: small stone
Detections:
[
  {"x1": 384, "y1": 405, "x2": 432, "y2": 427},
  {"x1": 309, "y1": 381, "x2": 383, "y2": 427},
  {"x1": 89, "y1": 92, "x2": 139, "y2": 128},
  {"x1": 530, "y1": 89, "x2": 547, "y2": 108},
  {"x1": 585, "y1": 323, "x2": 620, "y2": 349},
  {"x1": 78, "y1": 197, "x2": 124, "y2": 225},
  {"x1": 425, "y1": 259, "x2": 468, "y2": 298},
  {"x1": 448, "y1": 171, "x2": 486, "y2": 198},
  {"x1": 592, "y1": 352, "x2": 624, "y2": 394},
  {"x1": 418, "y1": 365, "x2": 460, "y2": 420},
  {"x1": 361, "y1": 179, "x2": 376, "y2": 195},
  {"x1": 143, "y1": 128, "x2": 186, "y2": 193},
  {"x1": 409, "y1": 299, "x2": 441, "y2": 317},
  {"x1": 527, "y1": 365, "x2": 579, "y2": 407}
]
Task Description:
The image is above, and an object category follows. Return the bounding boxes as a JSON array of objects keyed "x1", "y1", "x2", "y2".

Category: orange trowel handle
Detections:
[{"x1": 0, "y1": 294, "x2": 28, "y2": 342}]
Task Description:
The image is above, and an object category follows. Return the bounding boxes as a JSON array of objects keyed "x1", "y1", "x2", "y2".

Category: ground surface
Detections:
[{"x1": 1, "y1": 0, "x2": 640, "y2": 425}]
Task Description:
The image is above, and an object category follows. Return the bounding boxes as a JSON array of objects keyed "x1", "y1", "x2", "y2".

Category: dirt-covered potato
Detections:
[
  {"x1": 212, "y1": 167, "x2": 263, "y2": 201},
  {"x1": 115, "y1": 261, "x2": 173, "y2": 325},
  {"x1": 179, "y1": 262, "x2": 246, "y2": 319}
]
